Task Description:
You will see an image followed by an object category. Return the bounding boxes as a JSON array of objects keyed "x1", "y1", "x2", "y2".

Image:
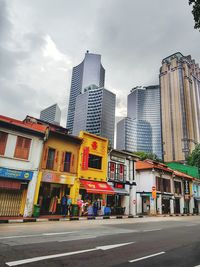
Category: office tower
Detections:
[
  {"x1": 160, "y1": 52, "x2": 200, "y2": 162},
  {"x1": 117, "y1": 117, "x2": 152, "y2": 153},
  {"x1": 40, "y1": 104, "x2": 61, "y2": 125},
  {"x1": 67, "y1": 51, "x2": 105, "y2": 133},
  {"x1": 73, "y1": 85, "x2": 116, "y2": 147},
  {"x1": 117, "y1": 85, "x2": 162, "y2": 159}
]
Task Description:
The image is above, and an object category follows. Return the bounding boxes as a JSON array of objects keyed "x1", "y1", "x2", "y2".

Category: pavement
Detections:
[{"x1": 0, "y1": 216, "x2": 200, "y2": 266}]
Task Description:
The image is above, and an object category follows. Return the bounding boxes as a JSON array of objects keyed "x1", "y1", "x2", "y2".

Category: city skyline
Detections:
[{"x1": 0, "y1": 1, "x2": 200, "y2": 127}]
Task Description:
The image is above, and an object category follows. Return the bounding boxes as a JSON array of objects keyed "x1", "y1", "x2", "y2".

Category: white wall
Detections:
[{"x1": 0, "y1": 127, "x2": 44, "y2": 216}]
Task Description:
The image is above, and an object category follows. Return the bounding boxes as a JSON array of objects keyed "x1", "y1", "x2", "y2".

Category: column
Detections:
[
  {"x1": 189, "y1": 197, "x2": 195, "y2": 214},
  {"x1": 136, "y1": 193, "x2": 142, "y2": 215},
  {"x1": 170, "y1": 199, "x2": 174, "y2": 214},
  {"x1": 180, "y1": 197, "x2": 184, "y2": 214},
  {"x1": 157, "y1": 194, "x2": 162, "y2": 214},
  {"x1": 129, "y1": 185, "x2": 136, "y2": 216},
  {"x1": 150, "y1": 197, "x2": 156, "y2": 215}
]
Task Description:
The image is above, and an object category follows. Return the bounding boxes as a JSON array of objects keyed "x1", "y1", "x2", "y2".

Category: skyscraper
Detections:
[
  {"x1": 67, "y1": 51, "x2": 105, "y2": 133},
  {"x1": 73, "y1": 85, "x2": 116, "y2": 147},
  {"x1": 117, "y1": 85, "x2": 162, "y2": 159},
  {"x1": 40, "y1": 103, "x2": 61, "y2": 125},
  {"x1": 160, "y1": 52, "x2": 200, "y2": 162}
]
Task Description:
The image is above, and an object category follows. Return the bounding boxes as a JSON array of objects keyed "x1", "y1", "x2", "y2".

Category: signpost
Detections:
[{"x1": 152, "y1": 186, "x2": 156, "y2": 199}]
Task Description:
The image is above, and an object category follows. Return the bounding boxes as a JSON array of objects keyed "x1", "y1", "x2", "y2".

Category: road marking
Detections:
[
  {"x1": 194, "y1": 265, "x2": 200, "y2": 267},
  {"x1": 129, "y1": 251, "x2": 165, "y2": 263},
  {"x1": 58, "y1": 235, "x2": 97, "y2": 242},
  {"x1": 6, "y1": 242, "x2": 134, "y2": 266},
  {"x1": 0, "y1": 232, "x2": 75, "y2": 240},
  {"x1": 142, "y1": 228, "x2": 162, "y2": 232}
]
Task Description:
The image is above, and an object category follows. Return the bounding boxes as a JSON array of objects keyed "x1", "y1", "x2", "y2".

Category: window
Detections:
[
  {"x1": 156, "y1": 177, "x2": 171, "y2": 193},
  {"x1": 46, "y1": 148, "x2": 56, "y2": 170},
  {"x1": 108, "y1": 162, "x2": 116, "y2": 180},
  {"x1": 63, "y1": 152, "x2": 71, "y2": 172},
  {"x1": 116, "y1": 164, "x2": 126, "y2": 182},
  {"x1": 174, "y1": 181, "x2": 182, "y2": 194},
  {"x1": 14, "y1": 136, "x2": 31, "y2": 160},
  {"x1": 0, "y1": 131, "x2": 8, "y2": 155},
  {"x1": 88, "y1": 154, "x2": 102, "y2": 169}
]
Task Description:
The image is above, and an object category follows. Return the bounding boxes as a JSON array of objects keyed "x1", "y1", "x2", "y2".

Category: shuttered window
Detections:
[
  {"x1": 63, "y1": 152, "x2": 71, "y2": 172},
  {"x1": 14, "y1": 136, "x2": 31, "y2": 160},
  {"x1": 0, "y1": 131, "x2": 8, "y2": 155},
  {"x1": 46, "y1": 148, "x2": 56, "y2": 170}
]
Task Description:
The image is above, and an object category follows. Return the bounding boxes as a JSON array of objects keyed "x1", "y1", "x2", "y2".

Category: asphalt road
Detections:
[{"x1": 1, "y1": 216, "x2": 200, "y2": 267}]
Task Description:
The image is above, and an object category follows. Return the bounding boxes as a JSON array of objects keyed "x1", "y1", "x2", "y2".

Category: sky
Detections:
[{"x1": 0, "y1": 0, "x2": 200, "y2": 126}]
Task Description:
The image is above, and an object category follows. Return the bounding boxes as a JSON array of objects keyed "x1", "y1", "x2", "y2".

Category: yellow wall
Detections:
[{"x1": 77, "y1": 131, "x2": 108, "y2": 181}]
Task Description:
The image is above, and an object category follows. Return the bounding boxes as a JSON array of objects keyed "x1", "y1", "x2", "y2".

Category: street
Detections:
[{"x1": 0, "y1": 216, "x2": 200, "y2": 267}]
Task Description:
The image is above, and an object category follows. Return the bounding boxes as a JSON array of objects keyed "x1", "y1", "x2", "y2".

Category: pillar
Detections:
[
  {"x1": 170, "y1": 199, "x2": 174, "y2": 214},
  {"x1": 180, "y1": 197, "x2": 184, "y2": 214},
  {"x1": 33, "y1": 171, "x2": 42, "y2": 205},
  {"x1": 70, "y1": 179, "x2": 80, "y2": 204},
  {"x1": 189, "y1": 197, "x2": 194, "y2": 214},
  {"x1": 129, "y1": 185, "x2": 136, "y2": 216},
  {"x1": 157, "y1": 195, "x2": 162, "y2": 214}
]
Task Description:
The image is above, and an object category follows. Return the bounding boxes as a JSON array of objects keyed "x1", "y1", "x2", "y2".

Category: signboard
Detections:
[
  {"x1": 42, "y1": 172, "x2": 75, "y2": 185},
  {"x1": 152, "y1": 185, "x2": 157, "y2": 199},
  {"x1": 114, "y1": 183, "x2": 125, "y2": 189},
  {"x1": 82, "y1": 147, "x2": 89, "y2": 170},
  {"x1": 110, "y1": 155, "x2": 125, "y2": 163},
  {"x1": 184, "y1": 180, "x2": 190, "y2": 195},
  {"x1": 0, "y1": 167, "x2": 33, "y2": 181}
]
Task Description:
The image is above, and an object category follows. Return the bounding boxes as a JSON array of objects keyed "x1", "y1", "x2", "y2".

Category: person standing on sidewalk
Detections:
[
  {"x1": 61, "y1": 195, "x2": 67, "y2": 217},
  {"x1": 67, "y1": 196, "x2": 72, "y2": 216}
]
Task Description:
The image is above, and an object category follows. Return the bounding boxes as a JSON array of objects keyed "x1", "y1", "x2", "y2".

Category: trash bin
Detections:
[
  {"x1": 71, "y1": 204, "x2": 79, "y2": 217},
  {"x1": 33, "y1": 204, "x2": 40, "y2": 218}
]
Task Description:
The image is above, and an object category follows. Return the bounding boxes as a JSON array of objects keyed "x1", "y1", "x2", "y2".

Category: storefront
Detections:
[
  {"x1": 174, "y1": 197, "x2": 181, "y2": 214},
  {"x1": 79, "y1": 179, "x2": 115, "y2": 214},
  {"x1": 37, "y1": 171, "x2": 75, "y2": 215},
  {"x1": 0, "y1": 167, "x2": 33, "y2": 216},
  {"x1": 162, "y1": 194, "x2": 172, "y2": 214}
]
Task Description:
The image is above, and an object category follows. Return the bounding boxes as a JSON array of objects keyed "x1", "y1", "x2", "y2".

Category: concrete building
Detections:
[
  {"x1": 160, "y1": 52, "x2": 200, "y2": 162},
  {"x1": 73, "y1": 85, "x2": 116, "y2": 148},
  {"x1": 67, "y1": 51, "x2": 105, "y2": 133},
  {"x1": 0, "y1": 115, "x2": 48, "y2": 217},
  {"x1": 40, "y1": 104, "x2": 61, "y2": 125},
  {"x1": 107, "y1": 149, "x2": 139, "y2": 216},
  {"x1": 117, "y1": 85, "x2": 162, "y2": 159}
]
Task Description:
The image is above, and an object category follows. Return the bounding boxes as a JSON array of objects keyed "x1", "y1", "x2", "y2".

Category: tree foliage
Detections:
[
  {"x1": 187, "y1": 144, "x2": 200, "y2": 168},
  {"x1": 133, "y1": 151, "x2": 162, "y2": 162},
  {"x1": 189, "y1": 0, "x2": 200, "y2": 30}
]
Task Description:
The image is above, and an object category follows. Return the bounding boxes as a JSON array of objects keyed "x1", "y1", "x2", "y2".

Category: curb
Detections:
[{"x1": 0, "y1": 215, "x2": 144, "y2": 224}]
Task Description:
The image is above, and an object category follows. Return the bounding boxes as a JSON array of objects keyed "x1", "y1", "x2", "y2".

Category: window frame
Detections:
[
  {"x1": 0, "y1": 131, "x2": 8, "y2": 156},
  {"x1": 14, "y1": 135, "x2": 31, "y2": 160},
  {"x1": 88, "y1": 154, "x2": 102, "y2": 170}
]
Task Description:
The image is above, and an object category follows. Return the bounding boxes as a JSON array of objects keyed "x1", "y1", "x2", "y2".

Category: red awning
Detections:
[{"x1": 80, "y1": 179, "x2": 115, "y2": 195}]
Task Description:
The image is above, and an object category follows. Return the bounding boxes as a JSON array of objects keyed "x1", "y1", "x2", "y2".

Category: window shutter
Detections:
[
  {"x1": 53, "y1": 150, "x2": 59, "y2": 171},
  {"x1": 0, "y1": 131, "x2": 8, "y2": 155},
  {"x1": 41, "y1": 147, "x2": 49, "y2": 169},
  {"x1": 60, "y1": 151, "x2": 65, "y2": 172},
  {"x1": 14, "y1": 136, "x2": 31, "y2": 160}
]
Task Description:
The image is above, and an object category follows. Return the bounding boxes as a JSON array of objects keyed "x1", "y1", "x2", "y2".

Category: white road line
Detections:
[
  {"x1": 129, "y1": 251, "x2": 165, "y2": 263},
  {"x1": 142, "y1": 228, "x2": 162, "y2": 232},
  {"x1": 0, "y1": 232, "x2": 76, "y2": 240},
  {"x1": 194, "y1": 265, "x2": 200, "y2": 267},
  {"x1": 6, "y1": 242, "x2": 134, "y2": 266}
]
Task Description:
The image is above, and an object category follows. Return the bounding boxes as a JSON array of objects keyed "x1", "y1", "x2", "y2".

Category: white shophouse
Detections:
[
  {"x1": 107, "y1": 149, "x2": 139, "y2": 216},
  {"x1": 136, "y1": 160, "x2": 174, "y2": 215},
  {"x1": 0, "y1": 115, "x2": 48, "y2": 217}
]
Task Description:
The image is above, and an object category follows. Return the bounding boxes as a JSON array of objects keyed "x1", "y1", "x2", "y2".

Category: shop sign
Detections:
[
  {"x1": 110, "y1": 155, "x2": 125, "y2": 163},
  {"x1": 42, "y1": 172, "x2": 75, "y2": 185},
  {"x1": 82, "y1": 147, "x2": 89, "y2": 170},
  {"x1": 0, "y1": 167, "x2": 33, "y2": 181},
  {"x1": 152, "y1": 186, "x2": 156, "y2": 199},
  {"x1": 114, "y1": 183, "x2": 125, "y2": 189},
  {"x1": 184, "y1": 180, "x2": 190, "y2": 195}
]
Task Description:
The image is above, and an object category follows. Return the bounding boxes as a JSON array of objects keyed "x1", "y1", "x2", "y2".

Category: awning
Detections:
[
  {"x1": 80, "y1": 179, "x2": 115, "y2": 195},
  {"x1": 112, "y1": 187, "x2": 129, "y2": 196}
]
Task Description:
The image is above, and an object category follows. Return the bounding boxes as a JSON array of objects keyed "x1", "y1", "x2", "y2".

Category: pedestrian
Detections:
[
  {"x1": 93, "y1": 199, "x2": 98, "y2": 216},
  {"x1": 67, "y1": 195, "x2": 72, "y2": 216},
  {"x1": 61, "y1": 194, "x2": 67, "y2": 217},
  {"x1": 77, "y1": 199, "x2": 84, "y2": 217}
]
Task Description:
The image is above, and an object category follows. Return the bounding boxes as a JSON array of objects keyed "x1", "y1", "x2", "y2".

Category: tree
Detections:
[
  {"x1": 189, "y1": 0, "x2": 200, "y2": 30},
  {"x1": 187, "y1": 144, "x2": 200, "y2": 168},
  {"x1": 133, "y1": 151, "x2": 162, "y2": 162}
]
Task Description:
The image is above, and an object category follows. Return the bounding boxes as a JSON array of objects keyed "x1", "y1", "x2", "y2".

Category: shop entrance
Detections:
[
  {"x1": 174, "y1": 198, "x2": 180, "y2": 214},
  {"x1": 142, "y1": 196, "x2": 150, "y2": 214},
  {"x1": 162, "y1": 198, "x2": 170, "y2": 214},
  {"x1": 0, "y1": 189, "x2": 23, "y2": 216},
  {"x1": 107, "y1": 194, "x2": 125, "y2": 215},
  {"x1": 38, "y1": 183, "x2": 70, "y2": 215}
]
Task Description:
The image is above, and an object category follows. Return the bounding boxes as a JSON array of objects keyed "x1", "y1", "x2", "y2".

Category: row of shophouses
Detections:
[{"x1": 0, "y1": 114, "x2": 200, "y2": 217}]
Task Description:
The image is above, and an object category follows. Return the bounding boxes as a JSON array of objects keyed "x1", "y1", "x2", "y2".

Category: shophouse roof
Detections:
[
  {"x1": 136, "y1": 160, "x2": 173, "y2": 173},
  {"x1": 166, "y1": 162, "x2": 199, "y2": 179},
  {"x1": 173, "y1": 170, "x2": 194, "y2": 180},
  {"x1": 0, "y1": 115, "x2": 48, "y2": 136}
]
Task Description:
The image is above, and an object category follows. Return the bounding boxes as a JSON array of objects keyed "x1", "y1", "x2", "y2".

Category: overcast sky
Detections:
[{"x1": 0, "y1": 0, "x2": 200, "y2": 126}]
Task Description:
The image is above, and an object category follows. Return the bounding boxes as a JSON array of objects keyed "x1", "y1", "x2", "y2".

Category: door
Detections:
[{"x1": 0, "y1": 189, "x2": 23, "y2": 216}]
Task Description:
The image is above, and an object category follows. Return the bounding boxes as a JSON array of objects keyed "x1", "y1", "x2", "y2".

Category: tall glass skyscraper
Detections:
[
  {"x1": 117, "y1": 85, "x2": 162, "y2": 159},
  {"x1": 73, "y1": 85, "x2": 116, "y2": 147},
  {"x1": 40, "y1": 104, "x2": 61, "y2": 125},
  {"x1": 66, "y1": 51, "x2": 105, "y2": 133}
]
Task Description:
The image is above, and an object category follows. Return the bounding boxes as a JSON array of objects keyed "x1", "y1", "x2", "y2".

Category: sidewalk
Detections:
[{"x1": 0, "y1": 214, "x2": 144, "y2": 224}]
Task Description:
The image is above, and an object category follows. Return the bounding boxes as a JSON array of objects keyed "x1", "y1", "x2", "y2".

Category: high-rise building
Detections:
[
  {"x1": 117, "y1": 117, "x2": 152, "y2": 153},
  {"x1": 117, "y1": 85, "x2": 162, "y2": 159},
  {"x1": 160, "y1": 52, "x2": 200, "y2": 162},
  {"x1": 40, "y1": 104, "x2": 61, "y2": 125},
  {"x1": 67, "y1": 51, "x2": 105, "y2": 133},
  {"x1": 73, "y1": 85, "x2": 116, "y2": 147}
]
